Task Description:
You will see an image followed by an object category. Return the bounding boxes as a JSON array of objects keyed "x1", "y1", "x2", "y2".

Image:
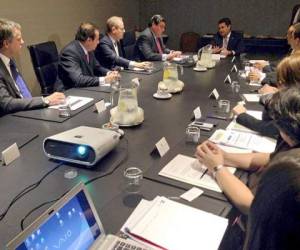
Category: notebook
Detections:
[{"x1": 6, "y1": 183, "x2": 150, "y2": 250}]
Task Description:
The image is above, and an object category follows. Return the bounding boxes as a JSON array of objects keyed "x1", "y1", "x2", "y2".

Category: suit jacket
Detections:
[
  {"x1": 95, "y1": 35, "x2": 129, "y2": 70},
  {"x1": 58, "y1": 40, "x2": 109, "y2": 89},
  {"x1": 0, "y1": 58, "x2": 45, "y2": 116},
  {"x1": 134, "y1": 27, "x2": 170, "y2": 61},
  {"x1": 212, "y1": 31, "x2": 245, "y2": 55},
  {"x1": 236, "y1": 110, "x2": 279, "y2": 139}
]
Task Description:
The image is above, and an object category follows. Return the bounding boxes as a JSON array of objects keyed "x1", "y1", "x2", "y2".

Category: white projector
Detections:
[{"x1": 43, "y1": 126, "x2": 120, "y2": 167}]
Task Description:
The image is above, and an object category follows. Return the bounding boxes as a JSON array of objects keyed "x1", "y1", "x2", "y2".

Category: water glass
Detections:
[
  {"x1": 186, "y1": 126, "x2": 200, "y2": 144},
  {"x1": 124, "y1": 167, "x2": 143, "y2": 193},
  {"x1": 218, "y1": 99, "x2": 230, "y2": 114},
  {"x1": 231, "y1": 81, "x2": 240, "y2": 94},
  {"x1": 58, "y1": 99, "x2": 71, "y2": 117}
]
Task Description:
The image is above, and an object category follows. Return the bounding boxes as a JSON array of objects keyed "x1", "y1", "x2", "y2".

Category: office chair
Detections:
[
  {"x1": 180, "y1": 32, "x2": 200, "y2": 53},
  {"x1": 28, "y1": 41, "x2": 63, "y2": 96},
  {"x1": 120, "y1": 30, "x2": 136, "y2": 60}
]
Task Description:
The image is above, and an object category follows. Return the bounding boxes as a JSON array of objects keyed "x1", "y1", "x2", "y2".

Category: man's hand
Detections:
[
  {"x1": 45, "y1": 92, "x2": 65, "y2": 106},
  {"x1": 248, "y1": 71, "x2": 261, "y2": 82},
  {"x1": 195, "y1": 141, "x2": 225, "y2": 172},
  {"x1": 253, "y1": 60, "x2": 269, "y2": 71},
  {"x1": 221, "y1": 48, "x2": 232, "y2": 56},
  {"x1": 258, "y1": 84, "x2": 278, "y2": 95},
  {"x1": 232, "y1": 104, "x2": 247, "y2": 115},
  {"x1": 212, "y1": 46, "x2": 222, "y2": 54},
  {"x1": 167, "y1": 51, "x2": 181, "y2": 61},
  {"x1": 133, "y1": 61, "x2": 153, "y2": 69},
  {"x1": 105, "y1": 71, "x2": 121, "y2": 84}
]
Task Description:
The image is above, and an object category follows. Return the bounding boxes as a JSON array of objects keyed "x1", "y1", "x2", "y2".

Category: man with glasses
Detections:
[{"x1": 95, "y1": 16, "x2": 149, "y2": 70}]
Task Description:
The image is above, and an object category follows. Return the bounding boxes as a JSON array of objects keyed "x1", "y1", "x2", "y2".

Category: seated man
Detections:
[
  {"x1": 58, "y1": 22, "x2": 120, "y2": 89},
  {"x1": 0, "y1": 19, "x2": 65, "y2": 116},
  {"x1": 134, "y1": 14, "x2": 181, "y2": 61},
  {"x1": 95, "y1": 16, "x2": 149, "y2": 70},
  {"x1": 249, "y1": 23, "x2": 300, "y2": 86},
  {"x1": 211, "y1": 17, "x2": 244, "y2": 56}
]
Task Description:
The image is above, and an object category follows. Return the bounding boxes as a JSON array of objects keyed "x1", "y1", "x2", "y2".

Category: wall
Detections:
[
  {"x1": 0, "y1": 0, "x2": 140, "y2": 95},
  {"x1": 139, "y1": 0, "x2": 300, "y2": 49}
]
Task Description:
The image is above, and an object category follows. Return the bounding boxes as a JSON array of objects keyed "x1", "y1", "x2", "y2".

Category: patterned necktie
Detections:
[
  {"x1": 155, "y1": 38, "x2": 163, "y2": 54},
  {"x1": 9, "y1": 60, "x2": 32, "y2": 98},
  {"x1": 86, "y1": 53, "x2": 90, "y2": 64}
]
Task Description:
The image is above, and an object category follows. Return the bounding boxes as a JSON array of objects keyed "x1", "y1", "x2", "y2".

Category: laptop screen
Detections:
[{"x1": 15, "y1": 190, "x2": 101, "y2": 250}]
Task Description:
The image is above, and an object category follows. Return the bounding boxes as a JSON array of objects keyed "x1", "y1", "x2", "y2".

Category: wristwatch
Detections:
[{"x1": 213, "y1": 165, "x2": 224, "y2": 179}]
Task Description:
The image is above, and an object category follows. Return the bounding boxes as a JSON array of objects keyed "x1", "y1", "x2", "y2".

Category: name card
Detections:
[
  {"x1": 231, "y1": 64, "x2": 238, "y2": 73},
  {"x1": 1, "y1": 143, "x2": 20, "y2": 166},
  {"x1": 224, "y1": 74, "x2": 232, "y2": 84},
  {"x1": 95, "y1": 100, "x2": 106, "y2": 113},
  {"x1": 208, "y1": 88, "x2": 220, "y2": 100},
  {"x1": 155, "y1": 137, "x2": 170, "y2": 157},
  {"x1": 193, "y1": 106, "x2": 202, "y2": 120}
]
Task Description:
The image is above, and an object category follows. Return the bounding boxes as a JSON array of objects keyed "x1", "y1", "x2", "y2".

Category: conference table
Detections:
[{"x1": 0, "y1": 55, "x2": 271, "y2": 247}]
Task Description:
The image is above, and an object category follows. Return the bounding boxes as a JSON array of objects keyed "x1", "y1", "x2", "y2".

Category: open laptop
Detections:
[{"x1": 6, "y1": 182, "x2": 150, "y2": 250}]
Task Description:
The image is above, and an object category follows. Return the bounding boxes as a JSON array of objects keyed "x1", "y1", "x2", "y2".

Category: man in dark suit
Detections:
[
  {"x1": 95, "y1": 16, "x2": 150, "y2": 70},
  {"x1": 0, "y1": 19, "x2": 65, "y2": 116},
  {"x1": 134, "y1": 14, "x2": 181, "y2": 61},
  {"x1": 58, "y1": 22, "x2": 120, "y2": 89},
  {"x1": 211, "y1": 17, "x2": 244, "y2": 56}
]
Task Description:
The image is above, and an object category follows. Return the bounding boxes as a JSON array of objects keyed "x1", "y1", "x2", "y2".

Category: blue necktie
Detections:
[{"x1": 9, "y1": 60, "x2": 32, "y2": 98}]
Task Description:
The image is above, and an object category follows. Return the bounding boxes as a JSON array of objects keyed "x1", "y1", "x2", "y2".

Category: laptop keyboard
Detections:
[{"x1": 112, "y1": 239, "x2": 148, "y2": 250}]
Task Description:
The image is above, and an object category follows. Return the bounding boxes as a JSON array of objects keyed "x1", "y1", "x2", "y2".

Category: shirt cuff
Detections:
[
  {"x1": 162, "y1": 54, "x2": 168, "y2": 61},
  {"x1": 231, "y1": 50, "x2": 236, "y2": 55},
  {"x1": 99, "y1": 77, "x2": 106, "y2": 85},
  {"x1": 128, "y1": 61, "x2": 135, "y2": 69}
]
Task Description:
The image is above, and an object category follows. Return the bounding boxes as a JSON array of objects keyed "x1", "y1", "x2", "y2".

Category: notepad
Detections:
[
  {"x1": 243, "y1": 94, "x2": 261, "y2": 102},
  {"x1": 158, "y1": 154, "x2": 236, "y2": 193},
  {"x1": 121, "y1": 196, "x2": 228, "y2": 250},
  {"x1": 48, "y1": 96, "x2": 94, "y2": 111}
]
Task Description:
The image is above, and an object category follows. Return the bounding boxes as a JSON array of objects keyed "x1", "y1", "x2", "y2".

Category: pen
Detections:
[{"x1": 200, "y1": 169, "x2": 208, "y2": 179}]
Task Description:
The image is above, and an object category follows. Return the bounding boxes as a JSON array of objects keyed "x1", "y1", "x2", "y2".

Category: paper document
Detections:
[
  {"x1": 158, "y1": 154, "x2": 236, "y2": 193},
  {"x1": 246, "y1": 110, "x2": 263, "y2": 120},
  {"x1": 210, "y1": 129, "x2": 276, "y2": 153},
  {"x1": 243, "y1": 94, "x2": 261, "y2": 102},
  {"x1": 48, "y1": 96, "x2": 94, "y2": 111},
  {"x1": 122, "y1": 196, "x2": 228, "y2": 250},
  {"x1": 226, "y1": 120, "x2": 259, "y2": 134}
]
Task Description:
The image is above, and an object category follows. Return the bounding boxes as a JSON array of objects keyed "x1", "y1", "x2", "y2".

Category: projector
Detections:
[{"x1": 43, "y1": 126, "x2": 120, "y2": 167}]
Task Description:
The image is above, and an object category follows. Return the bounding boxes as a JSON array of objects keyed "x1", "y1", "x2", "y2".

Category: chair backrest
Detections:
[
  {"x1": 27, "y1": 41, "x2": 61, "y2": 95},
  {"x1": 121, "y1": 30, "x2": 136, "y2": 60},
  {"x1": 180, "y1": 32, "x2": 200, "y2": 53}
]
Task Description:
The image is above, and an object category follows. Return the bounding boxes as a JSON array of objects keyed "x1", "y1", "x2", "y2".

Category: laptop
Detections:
[{"x1": 6, "y1": 183, "x2": 150, "y2": 250}]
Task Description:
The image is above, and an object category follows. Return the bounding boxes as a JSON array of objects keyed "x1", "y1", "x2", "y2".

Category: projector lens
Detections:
[{"x1": 77, "y1": 146, "x2": 87, "y2": 157}]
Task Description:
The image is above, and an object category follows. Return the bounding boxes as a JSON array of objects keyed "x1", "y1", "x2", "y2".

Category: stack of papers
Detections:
[
  {"x1": 209, "y1": 129, "x2": 276, "y2": 153},
  {"x1": 242, "y1": 94, "x2": 261, "y2": 102},
  {"x1": 159, "y1": 154, "x2": 236, "y2": 193},
  {"x1": 48, "y1": 96, "x2": 94, "y2": 111},
  {"x1": 121, "y1": 196, "x2": 228, "y2": 250}
]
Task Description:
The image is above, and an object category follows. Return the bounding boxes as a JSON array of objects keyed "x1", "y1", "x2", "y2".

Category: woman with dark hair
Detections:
[
  {"x1": 244, "y1": 149, "x2": 300, "y2": 250},
  {"x1": 196, "y1": 87, "x2": 300, "y2": 215}
]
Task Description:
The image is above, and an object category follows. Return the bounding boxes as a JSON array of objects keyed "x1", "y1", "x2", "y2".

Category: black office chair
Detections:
[
  {"x1": 180, "y1": 32, "x2": 200, "y2": 53},
  {"x1": 120, "y1": 30, "x2": 136, "y2": 60},
  {"x1": 28, "y1": 41, "x2": 63, "y2": 96}
]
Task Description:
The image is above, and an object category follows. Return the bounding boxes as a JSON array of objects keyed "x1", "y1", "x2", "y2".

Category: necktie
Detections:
[
  {"x1": 223, "y1": 37, "x2": 228, "y2": 49},
  {"x1": 113, "y1": 42, "x2": 119, "y2": 56},
  {"x1": 9, "y1": 60, "x2": 32, "y2": 98},
  {"x1": 86, "y1": 53, "x2": 90, "y2": 64},
  {"x1": 155, "y1": 38, "x2": 163, "y2": 54}
]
